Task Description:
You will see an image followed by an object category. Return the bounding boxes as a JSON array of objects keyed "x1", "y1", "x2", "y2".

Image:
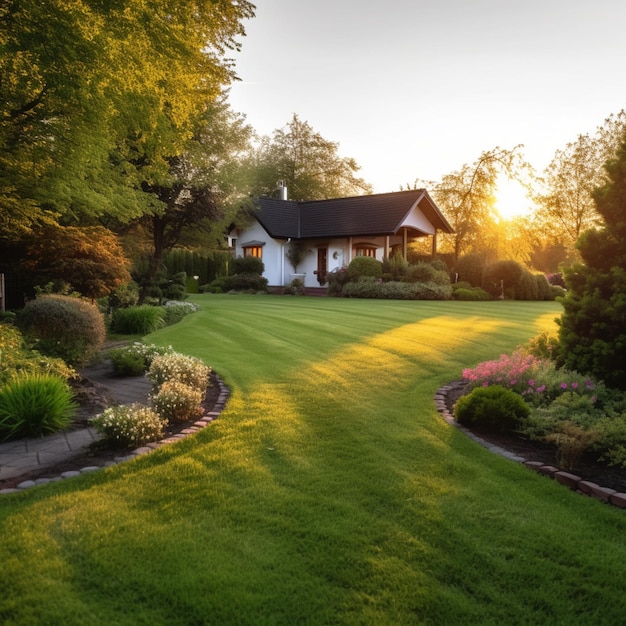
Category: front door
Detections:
[{"x1": 316, "y1": 247, "x2": 328, "y2": 285}]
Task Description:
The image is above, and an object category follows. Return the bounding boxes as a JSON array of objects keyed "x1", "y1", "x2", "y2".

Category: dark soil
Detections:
[
  {"x1": 0, "y1": 372, "x2": 221, "y2": 490},
  {"x1": 445, "y1": 383, "x2": 626, "y2": 494}
]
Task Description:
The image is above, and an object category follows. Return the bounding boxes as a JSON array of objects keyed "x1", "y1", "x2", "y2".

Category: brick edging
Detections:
[
  {"x1": 434, "y1": 382, "x2": 626, "y2": 511},
  {"x1": 0, "y1": 375, "x2": 230, "y2": 495}
]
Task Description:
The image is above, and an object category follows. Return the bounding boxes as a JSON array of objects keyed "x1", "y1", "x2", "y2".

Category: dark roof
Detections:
[{"x1": 254, "y1": 190, "x2": 453, "y2": 240}]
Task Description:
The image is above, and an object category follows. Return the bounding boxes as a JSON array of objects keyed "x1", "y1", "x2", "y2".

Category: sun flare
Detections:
[{"x1": 494, "y1": 175, "x2": 532, "y2": 221}]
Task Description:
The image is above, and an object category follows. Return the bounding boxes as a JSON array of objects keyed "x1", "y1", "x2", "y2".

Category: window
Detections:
[
  {"x1": 243, "y1": 246, "x2": 263, "y2": 258},
  {"x1": 354, "y1": 244, "x2": 378, "y2": 258}
]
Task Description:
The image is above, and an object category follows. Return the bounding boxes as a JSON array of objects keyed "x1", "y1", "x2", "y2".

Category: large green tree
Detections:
[
  {"x1": 0, "y1": 0, "x2": 255, "y2": 237},
  {"x1": 557, "y1": 134, "x2": 626, "y2": 389},
  {"x1": 243, "y1": 114, "x2": 372, "y2": 201}
]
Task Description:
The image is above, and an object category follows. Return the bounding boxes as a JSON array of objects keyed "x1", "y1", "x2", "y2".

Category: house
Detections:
[{"x1": 230, "y1": 187, "x2": 454, "y2": 289}]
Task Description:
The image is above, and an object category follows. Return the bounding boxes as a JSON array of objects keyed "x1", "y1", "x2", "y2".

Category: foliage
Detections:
[
  {"x1": 404, "y1": 262, "x2": 450, "y2": 286},
  {"x1": 342, "y1": 279, "x2": 452, "y2": 300},
  {"x1": 557, "y1": 134, "x2": 626, "y2": 389},
  {"x1": 233, "y1": 256, "x2": 265, "y2": 275},
  {"x1": 110, "y1": 305, "x2": 165, "y2": 336},
  {"x1": 165, "y1": 248, "x2": 232, "y2": 285},
  {"x1": 91, "y1": 404, "x2": 164, "y2": 448},
  {"x1": 0, "y1": 374, "x2": 77, "y2": 441},
  {"x1": 416, "y1": 146, "x2": 531, "y2": 261},
  {"x1": 107, "y1": 281, "x2": 140, "y2": 311},
  {"x1": 147, "y1": 352, "x2": 210, "y2": 393},
  {"x1": 545, "y1": 421, "x2": 600, "y2": 470},
  {"x1": 162, "y1": 301, "x2": 200, "y2": 326},
  {"x1": 454, "y1": 384, "x2": 530, "y2": 433},
  {"x1": 347, "y1": 256, "x2": 383, "y2": 280},
  {"x1": 109, "y1": 342, "x2": 174, "y2": 377},
  {"x1": 286, "y1": 242, "x2": 309, "y2": 272},
  {"x1": 206, "y1": 273, "x2": 269, "y2": 293},
  {"x1": 482, "y1": 260, "x2": 523, "y2": 298},
  {"x1": 452, "y1": 286, "x2": 492, "y2": 301},
  {"x1": 0, "y1": 323, "x2": 76, "y2": 385},
  {"x1": 1, "y1": 0, "x2": 255, "y2": 237},
  {"x1": 17, "y1": 294, "x2": 105, "y2": 366},
  {"x1": 21, "y1": 224, "x2": 131, "y2": 300},
  {"x1": 242, "y1": 114, "x2": 372, "y2": 201},
  {"x1": 455, "y1": 252, "x2": 489, "y2": 287},
  {"x1": 152, "y1": 380, "x2": 204, "y2": 423},
  {"x1": 326, "y1": 267, "x2": 350, "y2": 295},
  {"x1": 381, "y1": 255, "x2": 408, "y2": 280},
  {"x1": 284, "y1": 278, "x2": 305, "y2": 295}
]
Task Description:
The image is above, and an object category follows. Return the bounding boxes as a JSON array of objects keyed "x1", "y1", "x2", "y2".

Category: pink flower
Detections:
[
  {"x1": 571, "y1": 382, "x2": 579, "y2": 389},
  {"x1": 537, "y1": 385, "x2": 546, "y2": 393},
  {"x1": 528, "y1": 379, "x2": 535, "y2": 387},
  {"x1": 560, "y1": 383, "x2": 568, "y2": 389}
]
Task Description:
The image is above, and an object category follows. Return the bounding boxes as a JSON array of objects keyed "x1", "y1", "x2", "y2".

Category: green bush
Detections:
[
  {"x1": 342, "y1": 280, "x2": 452, "y2": 300},
  {"x1": 284, "y1": 278, "x2": 305, "y2": 295},
  {"x1": 110, "y1": 305, "x2": 165, "y2": 335},
  {"x1": 162, "y1": 301, "x2": 199, "y2": 326},
  {"x1": 0, "y1": 324, "x2": 76, "y2": 385},
  {"x1": 455, "y1": 253, "x2": 489, "y2": 287},
  {"x1": 108, "y1": 342, "x2": 174, "y2": 376},
  {"x1": 17, "y1": 294, "x2": 105, "y2": 366},
  {"x1": 91, "y1": 404, "x2": 164, "y2": 448},
  {"x1": 347, "y1": 256, "x2": 382, "y2": 280},
  {"x1": 0, "y1": 374, "x2": 77, "y2": 441},
  {"x1": 454, "y1": 385, "x2": 530, "y2": 433},
  {"x1": 207, "y1": 273, "x2": 268, "y2": 293},
  {"x1": 405, "y1": 263, "x2": 450, "y2": 286},
  {"x1": 233, "y1": 256, "x2": 264, "y2": 275},
  {"x1": 147, "y1": 352, "x2": 211, "y2": 392},
  {"x1": 382, "y1": 255, "x2": 408, "y2": 280},
  {"x1": 152, "y1": 380, "x2": 204, "y2": 423},
  {"x1": 453, "y1": 287, "x2": 491, "y2": 301}
]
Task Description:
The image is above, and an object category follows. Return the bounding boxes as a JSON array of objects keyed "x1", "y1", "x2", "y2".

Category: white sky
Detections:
[{"x1": 227, "y1": 0, "x2": 626, "y2": 195}]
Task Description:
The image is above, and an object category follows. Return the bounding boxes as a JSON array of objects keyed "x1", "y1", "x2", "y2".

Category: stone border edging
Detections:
[
  {"x1": 0, "y1": 375, "x2": 230, "y2": 495},
  {"x1": 435, "y1": 381, "x2": 626, "y2": 511}
]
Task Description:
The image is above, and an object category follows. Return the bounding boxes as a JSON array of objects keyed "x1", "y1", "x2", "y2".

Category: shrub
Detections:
[
  {"x1": 382, "y1": 255, "x2": 408, "y2": 280},
  {"x1": 147, "y1": 352, "x2": 210, "y2": 392},
  {"x1": 347, "y1": 256, "x2": 382, "y2": 280},
  {"x1": 162, "y1": 301, "x2": 199, "y2": 326},
  {"x1": 456, "y1": 253, "x2": 489, "y2": 287},
  {"x1": 326, "y1": 267, "x2": 350, "y2": 296},
  {"x1": 152, "y1": 380, "x2": 204, "y2": 423},
  {"x1": 0, "y1": 374, "x2": 77, "y2": 441},
  {"x1": 284, "y1": 278, "x2": 305, "y2": 295},
  {"x1": 405, "y1": 263, "x2": 450, "y2": 286},
  {"x1": 482, "y1": 260, "x2": 524, "y2": 298},
  {"x1": 233, "y1": 256, "x2": 264, "y2": 275},
  {"x1": 110, "y1": 305, "x2": 165, "y2": 335},
  {"x1": 545, "y1": 421, "x2": 599, "y2": 470},
  {"x1": 17, "y1": 294, "x2": 105, "y2": 366},
  {"x1": 453, "y1": 287, "x2": 491, "y2": 301},
  {"x1": 0, "y1": 325, "x2": 76, "y2": 385},
  {"x1": 207, "y1": 273, "x2": 268, "y2": 293},
  {"x1": 341, "y1": 279, "x2": 452, "y2": 300},
  {"x1": 454, "y1": 385, "x2": 530, "y2": 433},
  {"x1": 91, "y1": 404, "x2": 164, "y2": 448},
  {"x1": 109, "y1": 342, "x2": 174, "y2": 376}
]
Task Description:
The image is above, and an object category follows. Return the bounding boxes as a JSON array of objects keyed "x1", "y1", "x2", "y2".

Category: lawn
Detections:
[{"x1": 1, "y1": 296, "x2": 626, "y2": 625}]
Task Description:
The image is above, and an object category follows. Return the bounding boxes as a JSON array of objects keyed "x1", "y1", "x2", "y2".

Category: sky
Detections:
[{"x1": 227, "y1": 0, "x2": 626, "y2": 212}]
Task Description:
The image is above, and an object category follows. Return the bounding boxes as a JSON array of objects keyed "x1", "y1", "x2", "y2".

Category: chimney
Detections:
[{"x1": 277, "y1": 180, "x2": 288, "y2": 201}]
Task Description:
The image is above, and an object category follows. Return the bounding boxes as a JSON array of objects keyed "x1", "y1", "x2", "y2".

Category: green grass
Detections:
[{"x1": 1, "y1": 296, "x2": 626, "y2": 625}]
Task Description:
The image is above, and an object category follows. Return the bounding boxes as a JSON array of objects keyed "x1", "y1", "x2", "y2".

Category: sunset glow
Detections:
[{"x1": 494, "y1": 175, "x2": 532, "y2": 221}]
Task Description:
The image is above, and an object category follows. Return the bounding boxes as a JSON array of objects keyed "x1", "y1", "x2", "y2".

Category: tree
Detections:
[
  {"x1": 534, "y1": 110, "x2": 626, "y2": 252},
  {"x1": 22, "y1": 225, "x2": 131, "y2": 300},
  {"x1": 244, "y1": 114, "x2": 373, "y2": 201},
  {"x1": 557, "y1": 134, "x2": 626, "y2": 389},
  {"x1": 0, "y1": 0, "x2": 255, "y2": 237},
  {"x1": 119, "y1": 97, "x2": 255, "y2": 298},
  {"x1": 413, "y1": 146, "x2": 531, "y2": 262}
]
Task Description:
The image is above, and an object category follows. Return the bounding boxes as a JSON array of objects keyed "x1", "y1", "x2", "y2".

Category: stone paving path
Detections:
[{"x1": 0, "y1": 361, "x2": 152, "y2": 484}]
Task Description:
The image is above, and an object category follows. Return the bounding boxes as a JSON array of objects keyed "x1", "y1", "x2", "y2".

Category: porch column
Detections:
[
  {"x1": 431, "y1": 231, "x2": 438, "y2": 257},
  {"x1": 384, "y1": 236, "x2": 390, "y2": 259},
  {"x1": 402, "y1": 228, "x2": 408, "y2": 259},
  {"x1": 347, "y1": 236, "x2": 352, "y2": 264}
]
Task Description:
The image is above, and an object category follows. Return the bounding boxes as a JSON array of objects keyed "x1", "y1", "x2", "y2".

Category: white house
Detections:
[{"x1": 230, "y1": 188, "x2": 454, "y2": 289}]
